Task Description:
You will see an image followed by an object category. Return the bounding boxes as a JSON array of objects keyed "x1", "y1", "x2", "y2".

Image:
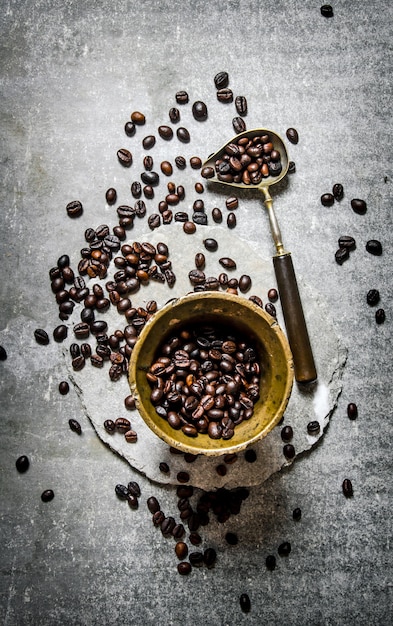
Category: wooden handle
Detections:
[{"x1": 273, "y1": 253, "x2": 317, "y2": 384}]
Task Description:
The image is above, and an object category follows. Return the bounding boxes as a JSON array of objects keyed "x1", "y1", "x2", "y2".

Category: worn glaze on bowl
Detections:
[{"x1": 129, "y1": 292, "x2": 294, "y2": 457}]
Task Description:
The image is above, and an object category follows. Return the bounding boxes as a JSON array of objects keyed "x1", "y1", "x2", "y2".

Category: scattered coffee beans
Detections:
[
  {"x1": 286, "y1": 128, "x2": 299, "y2": 144},
  {"x1": 321, "y1": 193, "x2": 334, "y2": 207},
  {"x1": 34, "y1": 328, "x2": 50, "y2": 345},
  {"x1": 66, "y1": 200, "x2": 83, "y2": 218},
  {"x1": 266, "y1": 554, "x2": 277, "y2": 570},
  {"x1": 342, "y1": 478, "x2": 353, "y2": 498},
  {"x1": 41, "y1": 489, "x2": 55, "y2": 503},
  {"x1": 366, "y1": 239, "x2": 382, "y2": 256},
  {"x1": 332, "y1": 183, "x2": 344, "y2": 200},
  {"x1": 69, "y1": 419, "x2": 82, "y2": 435},
  {"x1": 366, "y1": 289, "x2": 380, "y2": 306},
  {"x1": 58, "y1": 381, "x2": 69, "y2": 395},
  {"x1": 240, "y1": 593, "x2": 251, "y2": 613},
  {"x1": 347, "y1": 403, "x2": 358, "y2": 420},
  {"x1": 131, "y1": 111, "x2": 145, "y2": 125},
  {"x1": 214, "y1": 71, "x2": 229, "y2": 89},
  {"x1": 321, "y1": 5, "x2": 334, "y2": 17},
  {"x1": 117, "y1": 148, "x2": 133, "y2": 167},
  {"x1": 16, "y1": 455, "x2": 30, "y2": 473},
  {"x1": 375, "y1": 309, "x2": 385, "y2": 324},
  {"x1": 293, "y1": 507, "x2": 302, "y2": 521},
  {"x1": 192, "y1": 101, "x2": 208, "y2": 121},
  {"x1": 351, "y1": 198, "x2": 367, "y2": 214},
  {"x1": 278, "y1": 541, "x2": 291, "y2": 556}
]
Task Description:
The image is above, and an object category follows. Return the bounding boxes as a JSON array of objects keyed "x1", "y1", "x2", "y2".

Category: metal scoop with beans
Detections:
[{"x1": 202, "y1": 128, "x2": 317, "y2": 384}]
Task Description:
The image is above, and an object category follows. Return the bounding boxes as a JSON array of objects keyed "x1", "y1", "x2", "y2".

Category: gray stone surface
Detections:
[{"x1": 0, "y1": 1, "x2": 392, "y2": 625}]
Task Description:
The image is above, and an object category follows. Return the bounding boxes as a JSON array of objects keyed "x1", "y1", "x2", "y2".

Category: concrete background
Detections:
[{"x1": 0, "y1": 1, "x2": 392, "y2": 625}]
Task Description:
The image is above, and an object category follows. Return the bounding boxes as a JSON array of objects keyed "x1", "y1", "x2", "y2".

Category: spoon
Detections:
[{"x1": 203, "y1": 127, "x2": 317, "y2": 384}]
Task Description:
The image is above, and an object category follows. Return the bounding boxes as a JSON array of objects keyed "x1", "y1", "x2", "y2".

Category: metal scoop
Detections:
[{"x1": 203, "y1": 127, "x2": 317, "y2": 384}]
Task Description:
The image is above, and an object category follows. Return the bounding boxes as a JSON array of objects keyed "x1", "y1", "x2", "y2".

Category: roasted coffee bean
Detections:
[
  {"x1": 183, "y1": 222, "x2": 196, "y2": 235},
  {"x1": 105, "y1": 188, "x2": 117, "y2": 205},
  {"x1": 161, "y1": 516, "x2": 176, "y2": 536},
  {"x1": 366, "y1": 239, "x2": 382, "y2": 256},
  {"x1": 174, "y1": 211, "x2": 189, "y2": 222},
  {"x1": 159, "y1": 462, "x2": 170, "y2": 474},
  {"x1": 266, "y1": 554, "x2": 276, "y2": 570},
  {"x1": 245, "y1": 449, "x2": 257, "y2": 463},
  {"x1": 338, "y1": 235, "x2": 356, "y2": 250},
  {"x1": 147, "y1": 496, "x2": 160, "y2": 514},
  {"x1": 375, "y1": 309, "x2": 386, "y2": 324},
  {"x1": 189, "y1": 551, "x2": 204, "y2": 567},
  {"x1": 141, "y1": 171, "x2": 159, "y2": 186},
  {"x1": 124, "y1": 395, "x2": 136, "y2": 410},
  {"x1": 175, "y1": 541, "x2": 188, "y2": 559},
  {"x1": 173, "y1": 157, "x2": 186, "y2": 171},
  {"x1": 335, "y1": 247, "x2": 349, "y2": 265},
  {"x1": 321, "y1": 4, "x2": 334, "y2": 17},
  {"x1": 58, "y1": 381, "x2": 69, "y2": 395},
  {"x1": 131, "y1": 181, "x2": 142, "y2": 199},
  {"x1": 72, "y1": 355, "x2": 85, "y2": 371},
  {"x1": 268, "y1": 288, "x2": 278, "y2": 302},
  {"x1": 226, "y1": 195, "x2": 238, "y2": 210},
  {"x1": 115, "y1": 417, "x2": 131, "y2": 433},
  {"x1": 177, "y1": 562, "x2": 191, "y2": 575},
  {"x1": 66, "y1": 199, "x2": 83, "y2": 218},
  {"x1": 219, "y1": 257, "x2": 236, "y2": 269},
  {"x1": 161, "y1": 161, "x2": 173, "y2": 176},
  {"x1": 189, "y1": 532, "x2": 202, "y2": 546},
  {"x1": 192, "y1": 212, "x2": 207, "y2": 225},
  {"x1": 115, "y1": 484, "x2": 129, "y2": 500},
  {"x1": 53, "y1": 325, "x2": 67, "y2": 343},
  {"x1": 125, "y1": 429, "x2": 138, "y2": 443},
  {"x1": 235, "y1": 96, "x2": 247, "y2": 116},
  {"x1": 217, "y1": 88, "x2": 233, "y2": 103},
  {"x1": 69, "y1": 419, "x2": 82, "y2": 435},
  {"x1": 212, "y1": 207, "x2": 223, "y2": 223},
  {"x1": 142, "y1": 135, "x2": 156, "y2": 150},
  {"x1": 232, "y1": 117, "x2": 246, "y2": 133},
  {"x1": 366, "y1": 289, "x2": 380, "y2": 306},
  {"x1": 332, "y1": 183, "x2": 344, "y2": 200},
  {"x1": 351, "y1": 198, "x2": 367, "y2": 214},
  {"x1": 342, "y1": 478, "x2": 353, "y2": 498},
  {"x1": 104, "y1": 419, "x2": 116, "y2": 434},
  {"x1": 307, "y1": 420, "x2": 320, "y2": 435},
  {"x1": 286, "y1": 127, "x2": 299, "y2": 144},
  {"x1": 158, "y1": 125, "x2": 173, "y2": 140},
  {"x1": 239, "y1": 275, "x2": 251, "y2": 293},
  {"x1": 225, "y1": 532, "x2": 238, "y2": 545},
  {"x1": 278, "y1": 541, "x2": 291, "y2": 556},
  {"x1": 175, "y1": 91, "x2": 189, "y2": 104},
  {"x1": 152, "y1": 510, "x2": 165, "y2": 526},
  {"x1": 265, "y1": 302, "x2": 277, "y2": 317},
  {"x1": 293, "y1": 507, "x2": 302, "y2": 521},
  {"x1": 177, "y1": 471, "x2": 190, "y2": 484},
  {"x1": 190, "y1": 156, "x2": 202, "y2": 169},
  {"x1": 283, "y1": 444, "x2": 295, "y2": 459},
  {"x1": 281, "y1": 425, "x2": 293, "y2": 442},
  {"x1": 240, "y1": 593, "x2": 251, "y2": 613},
  {"x1": 148, "y1": 214, "x2": 161, "y2": 230},
  {"x1": 321, "y1": 193, "x2": 334, "y2": 207},
  {"x1": 80, "y1": 343, "x2": 91, "y2": 358},
  {"x1": 214, "y1": 71, "x2": 229, "y2": 89},
  {"x1": 347, "y1": 403, "x2": 358, "y2": 420},
  {"x1": 0, "y1": 345, "x2": 7, "y2": 360},
  {"x1": 288, "y1": 160, "x2": 296, "y2": 173},
  {"x1": 16, "y1": 455, "x2": 30, "y2": 473},
  {"x1": 127, "y1": 481, "x2": 141, "y2": 498},
  {"x1": 195, "y1": 253, "x2": 206, "y2": 269},
  {"x1": 195, "y1": 182, "x2": 204, "y2": 194},
  {"x1": 117, "y1": 148, "x2": 133, "y2": 167},
  {"x1": 169, "y1": 107, "x2": 180, "y2": 123},
  {"x1": 227, "y1": 212, "x2": 236, "y2": 229},
  {"x1": 131, "y1": 111, "x2": 145, "y2": 125},
  {"x1": 203, "y1": 547, "x2": 217, "y2": 567},
  {"x1": 201, "y1": 166, "x2": 215, "y2": 179},
  {"x1": 34, "y1": 328, "x2": 50, "y2": 345},
  {"x1": 203, "y1": 238, "x2": 218, "y2": 252},
  {"x1": 41, "y1": 489, "x2": 54, "y2": 503},
  {"x1": 192, "y1": 101, "x2": 208, "y2": 121},
  {"x1": 124, "y1": 121, "x2": 136, "y2": 136}
]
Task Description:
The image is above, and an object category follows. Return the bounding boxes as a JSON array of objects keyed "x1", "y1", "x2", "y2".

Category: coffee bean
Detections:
[
  {"x1": 16, "y1": 455, "x2": 30, "y2": 473},
  {"x1": 117, "y1": 148, "x2": 133, "y2": 167},
  {"x1": 335, "y1": 247, "x2": 349, "y2": 265},
  {"x1": 347, "y1": 403, "x2": 358, "y2": 420},
  {"x1": 375, "y1": 309, "x2": 386, "y2": 324},
  {"x1": 214, "y1": 71, "x2": 229, "y2": 89},
  {"x1": 175, "y1": 91, "x2": 189, "y2": 104},
  {"x1": 321, "y1": 4, "x2": 334, "y2": 17},
  {"x1": 235, "y1": 96, "x2": 247, "y2": 116},
  {"x1": 72, "y1": 355, "x2": 85, "y2": 371},
  {"x1": 283, "y1": 444, "x2": 295, "y2": 459},
  {"x1": 175, "y1": 155, "x2": 186, "y2": 169},
  {"x1": 143, "y1": 155, "x2": 153, "y2": 171},
  {"x1": 240, "y1": 593, "x2": 251, "y2": 613},
  {"x1": 142, "y1": 135, "x2": 156, "y2": 150},
  {"x1": 161, "y1": 161, "x2": 173, "y2": 176},
  {"x1": 58, "y1": 381, "x2": 69, "y2": 395},
  {"x1": 66, "y1": 200, "x2": 83, "y2": 218},
  {"x1": 177, "y1": 471, "x2": 190, "y2": 484},
  {"x1": 266, "y1": 554, "x2": 276, "y2": 570},
  {"x1": 189, "y1": 551, "x2": 204, "y2": 567},
  {"x1": 286, "y1": 128, "x2": 299, "y2": 144},
  {"x1": 212, "y1": 207, "x2": 223, "y2": 223},
  {"x1": 0, "y1": 345, "x2": 7, "y2": 360},
  {"x1": 147, "y1": 496, "x2": 160, "y2": 514},
  {"x1": 124, "y1": 121, "x2": 136, "y2": 136},
  {"x1": 158, "y1": 125, "x2": 173, "y2": 140},
  {"x1": 131, "y1": 111, "x2": 145, "y2": 125},
  {"x1": 69, "y1": 419, "x2": 82, "y2": 435},
  {"x1": 281, "y1": 425, "x2": 293, "y2": 442},
  {"x1": 169, "y1": 107, "x2": 180, "y2": 123},
  {"x1": 351, "y1": 198, "x2": 367, "y2": 214},
  {"x1": 217, "y1": 88, "x2": 233, "y2": 103},
  {"x1": 41, "y1": 489, "x2": 55, "y2": 502},
  {"x1": 226, "y1": 195, "x2": 238, "y2": 210},
  {"x1": 177, "y1": 562, "x2": 191, "y2": 575},
  {"x1": 225, "y1": 532, "x2": 238, "y2": 545},
  {"x1": 115, "y1": 417, "x2": 131, "y2": 433},
  {"x1": 53, "y1": 325, "x2": 67, "y2": 343},
  {"x1": 332, "y1": 183, "x2": 344, "y2": 200},
  {"x1": 159, "y1": 462, "x2": 170, "y2": 474},
  {"x1": 321, "y1": 193, "x2": 334, "y2": 207},
  {"x1": 268, "y1": 288, "x2": 278, "y2": 302},
  {"x1": 203, "y1": 547, "x2": 217, "y2": 567},
  {"x1": 204, "y1": 238, "x2": 218, "y2": 252},
  {"x1": 201, "y1": 166, "x2": 215, "y2": 179},
  {"x1": 124, "y1": 429, "x2": 138, "y2": 443},
  {"x1": 338, "y1": 235, "x2": 356, "y2": 250},
  {"x1": 115, "y1": 484, "x2": 129, "y2": 500},
  {"x1": 192, "y1": 101, "x2": 208, "y2": 121},
  {"x1": 192, "y1": 212, "x2": 207, "y2": 225},
  {"x1": 141, "y1": 171, "x2": 159, "y2": 186},
  {"x1": 366, "y1": 239, "x2": 382, "y2": 256},
  {"x1": 190, "y1": 156, "x2": 202, "y2": 169},
  {"x1": 152, "y1": 510, "x2": 165, "y2": 526},
  {"x1": 34, "y1": 328, "x2": 50, "y2": 345},
  {"x1": 342, "y1": 478, "x2": 353, "y2": 498},
  {"x1": 175, "y1": 541, "x2": 188, "y2": 559},
  {"x1": 278, "y1": 541, "x2": 291, "y2": 556},
  {"x1": 219, "y1": 257, "x2": 236, "y2": 269},
  {"x1": 105, "y1": 188, "x2": 117, "y2": 205},
  {"x1": 366, "y1": 289, "x2": 380, "y2": 306},
  {"x1": 293, "y1": 507, "x2": 302, "y2": 521},
  {"x1": 239, "y1": 275, "x2": 251, "y2": 293},
  {"x1": 307, "y1": 420, "x2": 320, "y2": 435},
  {"x1": 245, "y1": 449, "x2": 257, "y2": 463},
  {"x1": 288, "y1": 160, "x2": 296, "y2": 173},
  {"x1": 232, "y1": 117, "x2": 246, "y2": 133}
]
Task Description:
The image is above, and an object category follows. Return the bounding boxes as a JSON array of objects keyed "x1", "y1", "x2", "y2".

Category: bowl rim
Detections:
[{"x1": 129, "y1": 291, "x2": 294, "y2": 456}]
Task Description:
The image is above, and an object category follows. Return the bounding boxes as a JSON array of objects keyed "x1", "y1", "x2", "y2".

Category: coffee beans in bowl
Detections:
[{"x1": 129, "y1": 292, "x2": 293, "y2": 456}]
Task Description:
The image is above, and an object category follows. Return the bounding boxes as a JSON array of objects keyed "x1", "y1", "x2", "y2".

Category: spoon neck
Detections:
[{"x1": 260, "y1": 188, "x2": 286, "y2": 255}]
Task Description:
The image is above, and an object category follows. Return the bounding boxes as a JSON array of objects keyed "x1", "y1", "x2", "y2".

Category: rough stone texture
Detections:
[{"x1": 0, "y1": 1, "x2": 392, "y2": 625}]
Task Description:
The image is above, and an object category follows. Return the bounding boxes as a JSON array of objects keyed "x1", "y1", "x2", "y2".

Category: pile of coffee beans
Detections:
[
  {"x1": 201, "y1": 132, "x2": 283, "y2": 185},
  {"x1": 146, "y1": 323, "x2": 261, "y2": 440}
]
